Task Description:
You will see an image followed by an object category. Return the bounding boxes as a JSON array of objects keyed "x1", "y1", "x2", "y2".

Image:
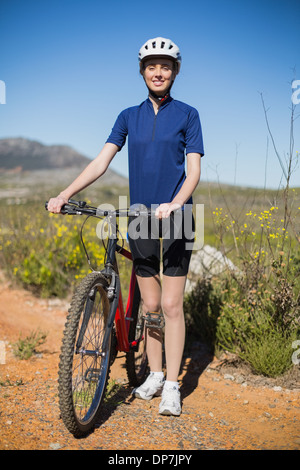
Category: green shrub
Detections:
[
  {"x1": 184, "y1": 277, "x2": 222, "y2": 352},
  {"x1": 185, "y1": 199, "x2": 300, "y2": 377},
  {"x1": 0, "y1": 205, "x2": 107, "y2": 297},
  {"x1": 241, "y1": 327, "x2": 297, "y2": 377},
  {"x1": 12, "y1": 330, "x2": 47, "y2": 360}
]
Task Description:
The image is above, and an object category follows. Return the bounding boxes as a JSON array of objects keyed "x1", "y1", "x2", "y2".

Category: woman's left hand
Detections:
[{"x1": 155, "y1": 202, "x2": 182, "y2": 219}]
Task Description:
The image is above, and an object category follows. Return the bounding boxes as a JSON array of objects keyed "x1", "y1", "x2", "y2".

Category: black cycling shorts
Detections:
[{"x1": 127, "y1": 210, "x2": 195, "y2": 277}]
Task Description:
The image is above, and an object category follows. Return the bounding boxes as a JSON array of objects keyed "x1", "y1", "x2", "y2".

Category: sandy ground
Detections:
[{"x1": 0, "y1": 280, "x2": 299, "y2": 451}]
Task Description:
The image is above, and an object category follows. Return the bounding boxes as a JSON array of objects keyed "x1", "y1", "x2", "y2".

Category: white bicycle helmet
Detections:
[{"x1": 138, "y1": 37, "x2": 181, "y2": 73}]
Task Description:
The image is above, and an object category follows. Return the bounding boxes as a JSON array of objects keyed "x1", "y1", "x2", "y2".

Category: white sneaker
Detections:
[
  {"x1": 159, "y1": 385, "x2": 181, "y2": 416},
  {"x1": 132, "y1": 372, "x2": 164, "y2": 400}
]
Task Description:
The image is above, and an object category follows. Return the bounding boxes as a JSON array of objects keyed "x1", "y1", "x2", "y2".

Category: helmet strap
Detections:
[
  {"x1": 148, "y1": 90, "x2": 170, "y2": 102},
  {"x1": 146, "y1": 80, "x2": 174, "y2": 103}
]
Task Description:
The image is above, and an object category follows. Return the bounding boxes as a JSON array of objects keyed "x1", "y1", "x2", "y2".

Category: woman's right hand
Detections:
[{"x1": 47, "y1": 194, "x2": 69, "y2": 213}]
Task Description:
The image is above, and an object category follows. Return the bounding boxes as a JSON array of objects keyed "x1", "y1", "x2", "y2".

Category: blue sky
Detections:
[{"x1": 1, "y1": 0, "x2": 299, "y2": 189}]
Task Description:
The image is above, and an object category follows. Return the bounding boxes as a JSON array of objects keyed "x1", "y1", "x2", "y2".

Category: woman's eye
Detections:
[{"x1": 146, "y1": 65, "x2": 171, "y2": 73}]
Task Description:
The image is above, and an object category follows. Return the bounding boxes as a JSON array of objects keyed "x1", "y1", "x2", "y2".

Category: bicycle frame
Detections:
[
  {"x1": 96, "y1": 216, "x2": 138, "y2": 354},
  {"x1": 45, "y1": 199, "x2": 142, "y2": 355}
]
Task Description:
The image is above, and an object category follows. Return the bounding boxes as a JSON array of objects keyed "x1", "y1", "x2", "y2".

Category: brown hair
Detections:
[{"x1": 139, "y1": 57, "x2": 179, "y2": 76}]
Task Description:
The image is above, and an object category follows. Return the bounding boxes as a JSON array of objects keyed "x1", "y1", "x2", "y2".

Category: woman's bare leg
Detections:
[
  {"x1": 161, "y1": 275, "x2": 186, "y2": 382},
  {"x1": 136, "y1": 274, "x2": 186, "y2": 380},
  {"x1": 136, "y1": 274, "x2": 163, "y2": 372}
]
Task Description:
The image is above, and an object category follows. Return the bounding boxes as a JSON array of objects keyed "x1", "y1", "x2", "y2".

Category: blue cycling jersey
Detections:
[{"x1": 106, "y1": 96, "x2": 204, "y2": 208}]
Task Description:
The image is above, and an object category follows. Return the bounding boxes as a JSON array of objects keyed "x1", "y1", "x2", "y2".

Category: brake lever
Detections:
[
  {"x1": 60, "y1": 204, "x2": 80, "y2": 215},
  {"x1": 68, "y1": 199, "x2": 87, "y2": 208}
]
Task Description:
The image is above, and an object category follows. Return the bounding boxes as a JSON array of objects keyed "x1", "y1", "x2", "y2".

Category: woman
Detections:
[{"x1": 47, "y1": 37, "x2": 204, "y2": 416}]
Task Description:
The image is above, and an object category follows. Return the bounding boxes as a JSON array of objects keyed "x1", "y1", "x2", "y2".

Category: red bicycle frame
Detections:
[{"x1": 113, "y1": 245, "x2": 138, "y2": 353}]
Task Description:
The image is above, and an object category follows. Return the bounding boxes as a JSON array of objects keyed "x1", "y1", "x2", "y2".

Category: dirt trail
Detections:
[{"x1": 0, "y1": 281, "x2": 299, "y2": 451}]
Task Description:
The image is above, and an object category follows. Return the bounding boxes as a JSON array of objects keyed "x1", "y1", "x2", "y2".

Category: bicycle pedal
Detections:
[{"x1": 144, "y1": 311, "x2": 165, "y2": 329}]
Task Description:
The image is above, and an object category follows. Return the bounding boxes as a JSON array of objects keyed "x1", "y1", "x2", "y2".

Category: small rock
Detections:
[
  {"x1": 224, "y1": 374, "x2": 234, "y2": 381},
  {"x1": 235, "y1": 375, "x2": 245, "y2": 384},
  {"x1": 243, "y1": 400, "x2": 249, "y2": 405},
  {"x1": 48, "y1": 299, "x2": 62, "y2": 307},
  {"x1": 49, "y1": 443, "x2": 62, "y2": 450},
  {"x1": 273, "y1": 386, "x2": 282, "y2": 392},
  {"x1": 219, "y1": 419, "x2": 229, "y2": 426}
]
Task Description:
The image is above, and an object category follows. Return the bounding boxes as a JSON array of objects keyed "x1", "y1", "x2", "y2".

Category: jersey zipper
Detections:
[{"x1": 152, "y1": 113, "x2": 158, "y2": 141}]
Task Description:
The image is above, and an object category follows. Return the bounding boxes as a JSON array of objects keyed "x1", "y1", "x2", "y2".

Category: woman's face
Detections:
[{"x1": 143, "y1": 58, "x2": 176, "y2": 96}]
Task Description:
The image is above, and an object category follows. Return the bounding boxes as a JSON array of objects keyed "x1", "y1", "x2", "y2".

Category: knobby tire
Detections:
[
  {"x1": 58, "y1": 272, "x2": 112, "y2": 437},
  {"x1": 125, "y1": 282, "x2": 149, "y2": 386}
]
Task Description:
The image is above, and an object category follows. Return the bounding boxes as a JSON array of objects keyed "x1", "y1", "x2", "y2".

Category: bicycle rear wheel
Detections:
[
  {"x1": 126, "y1": 282, "x2": 149, "y2": 386},
  {"x1": 58, "y1": 272, "x2": 113, "y2": 437}
]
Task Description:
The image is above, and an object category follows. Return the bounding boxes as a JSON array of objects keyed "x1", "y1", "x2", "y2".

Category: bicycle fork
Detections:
[
  {"x1": 102, "y1": 271, "x2": 120, "y2": 353},
  {"x1": 75, "y1": 292, "x2": 96, "y2": 353},
  {"x1": 75, "y1": 271, "x2": 119, "y2": 358}
]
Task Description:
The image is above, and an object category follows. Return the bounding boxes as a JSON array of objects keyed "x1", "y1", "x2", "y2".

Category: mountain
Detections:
[
  {"x1": 0, "y1": 137, "x2": 91, "y2": 171},
  {"x1": 0, "y1": 137, "x2": 128, "y2": 186}
]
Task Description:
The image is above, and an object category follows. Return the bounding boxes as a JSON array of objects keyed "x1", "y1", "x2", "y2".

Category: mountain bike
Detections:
[{"x1": 45, "y1": 199, "x2": 150, "y2": 437}]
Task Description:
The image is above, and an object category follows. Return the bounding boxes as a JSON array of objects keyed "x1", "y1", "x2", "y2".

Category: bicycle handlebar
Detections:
[
  {"x1": 45, "y1": 200, "x2": 154, "y2": 217},
  {"x1": 45, "y1": 201, "x2": 97, "y2": 216}
]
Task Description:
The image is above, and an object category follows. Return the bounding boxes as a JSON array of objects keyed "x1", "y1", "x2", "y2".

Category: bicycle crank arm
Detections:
[{"x1": 129, "y1": 334, "x2": 145, "y2": 352}]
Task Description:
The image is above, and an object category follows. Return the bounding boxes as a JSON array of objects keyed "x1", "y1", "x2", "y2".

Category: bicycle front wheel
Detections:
[{"x1": 58, "y1": 272, "x2": 113, "y2": 437}]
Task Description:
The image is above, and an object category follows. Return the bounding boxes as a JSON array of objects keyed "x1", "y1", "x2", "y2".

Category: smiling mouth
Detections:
[{"x1": 153, "y1": 81, "x2": 164, "y2": 86}]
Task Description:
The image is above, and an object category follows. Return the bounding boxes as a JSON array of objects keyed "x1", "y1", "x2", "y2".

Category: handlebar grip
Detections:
[{"x1": 44, "y1": 201, "x2": 75, "y2": 214}]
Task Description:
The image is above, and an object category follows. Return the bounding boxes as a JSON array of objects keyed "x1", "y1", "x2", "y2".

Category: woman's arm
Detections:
[
  {"x1": 155, "y1": 153, "x2": 201, "y2": 218},
  {"x1": 47, "y1": 143, "x2": 119, "y2": 213}
]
